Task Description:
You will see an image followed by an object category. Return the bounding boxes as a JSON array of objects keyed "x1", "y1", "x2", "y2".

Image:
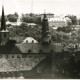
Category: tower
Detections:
[
  {"x1": 42, "y1": 13, "x2": 51, "y2": 45},
  {"x1": 0, "y1": 6, "x2": 9, "y2": 45}
]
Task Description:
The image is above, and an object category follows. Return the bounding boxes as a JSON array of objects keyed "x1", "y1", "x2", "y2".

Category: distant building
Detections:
[
  {"x1": 48, "y1": 16, "x2": 72, "y2": 28},
  {"x1": 27, "y1": 23, "x2": 37, "y2": 28},
  {"x1": 41, "y1": 13, "x2": 54, "y2": 20},
  {"x1": 6, "y1": 21, "x2": 17, "y2": 26},
  {"x1": 6, "y1": 19, "x2": 22, "y2": 26}
]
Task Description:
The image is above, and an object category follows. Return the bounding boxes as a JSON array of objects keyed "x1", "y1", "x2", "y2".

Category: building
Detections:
[
  {"x1": 48, "y1": 16, "x2": 72, "y2": 28},
  {"x1": 27, "y1": 23, "x2": 37, "y2": 28},
  {"x1": 0, "y1": 6, "x2": 63, "y2": 78},
  {"x1": 41, "y1": 13, "x2": 54, "y2": 20}
]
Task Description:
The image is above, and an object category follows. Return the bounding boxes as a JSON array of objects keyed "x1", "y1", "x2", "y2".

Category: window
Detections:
[
  {"x1": 12, "y1": 55, "x2": 14, "y2": 58},
  {"x1": 17, "y1": 55, "x2": 21, "y2": 58},
  {"x1": 32, "y1": 40, "x2": 34, "y2": 43},
  {"x1": 26, "y1": 40, "x2": 28, "y2": 43},
  {"x1": 28, "y1": 49, "x2": 31, "y2": 53}
]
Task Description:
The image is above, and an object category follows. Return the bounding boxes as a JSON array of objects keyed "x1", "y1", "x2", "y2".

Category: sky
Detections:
[{"x1": 0, "y1": 0, "x2": 80, "y2": 17}]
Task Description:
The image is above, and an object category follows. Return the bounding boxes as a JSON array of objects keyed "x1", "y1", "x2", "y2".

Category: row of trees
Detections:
[
  {"x1": 21, "y1": 13, "x2": 41, "y2": 25},
  {"x1": 0, "y1": 12, "x2": 80, "y2": 25},
  {"x1": 57, "y1": 26, "x2": 73, "y2": 33},
  {"x1": 6, "y1": 13, "x2": 41, "y2": 25}
]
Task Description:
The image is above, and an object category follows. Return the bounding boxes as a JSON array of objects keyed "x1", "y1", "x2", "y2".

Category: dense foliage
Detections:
[
  {"x1": 66, "y1": 15, "x2": 77, "y2": 25},
  {"x1": 21, "y1": 13, "x2": 41, "y2": 25},
  {"x1": 9, "y1": 22, "x2": 42, "y2": 42},
  {"x1": 7, "y1": 12, "x2": 18, "y2": 22},
  {"x1": 57, "y1": 26, "x2": 72, "y2": 33}
]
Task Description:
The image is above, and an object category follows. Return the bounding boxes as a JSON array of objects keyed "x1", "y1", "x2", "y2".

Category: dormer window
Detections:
[
  {"x1": 17, "y1": 55, "x2": 21, "y2": 58},
  {"x1": 12, "y1": 55, "x2": 14, "y2": 58},
  {"x1": 26, "y1": 40, "x2": 28, "y2": 43},
  {"x1": 39, "y1": 50, "x2": 43, "y2": 53},
  {"x1": 28, "y1": 49, "x2": 32, "y2": 53},
  {"x1": 32, "y1": 40, "x2": 34, "y2": 43}
]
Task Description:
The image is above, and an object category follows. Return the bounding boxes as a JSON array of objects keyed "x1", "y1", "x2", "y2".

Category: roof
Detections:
[
  {"x1": 65, "y1": 17, "x2": 71, "y2": 21},
  {"x1": 0, "y1": 54, "x2": 47, "y2": 72},
  {"x1": 6, "y1": 21, "x2": 17, "y2": 26},
  {"x1": 22, "y1": 37, "x2": 38, "y2": 43},
  {"x1": 6, "y1": 21, "x2": 21, "y2": 26},
  {"x1": 16, "y1": 42, "x2": 62, "y2": 53},
  {"x1": 27, "y1": 23, "x2": 37, "y2": 26},
  {"x1": 0, "y1": 42, "x2": 62, "y2": 54},
  {"x1": 48, "y1": 18, "x2": 66, "y2": 22},
  {"x1": 0, "y1": 40, "x2": 62, "y2": 72},
  {"x1": 41, "y1": 13, "x2": 54, "y2": 15}
]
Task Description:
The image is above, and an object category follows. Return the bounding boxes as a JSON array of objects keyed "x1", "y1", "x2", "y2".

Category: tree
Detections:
[
  {"x1": 7, "y1": 12, "x2": 19, "y2": 22},
  {"x1": 21, "y1": 13, "x2": 41, "y2": 25},
  {"x1": 14, "y1": 12, "x2": 18, "y2": 17},
  {"x1": 57, "y1": 26, "x2": 72, "y2": 33},
  {"x1": 66, "y1": 15, "x2": 77, "y2": 25}
]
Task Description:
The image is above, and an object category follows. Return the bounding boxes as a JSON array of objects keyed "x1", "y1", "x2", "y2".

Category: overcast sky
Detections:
[{"x1": 0, "y1": 0, "x2": 80, "y2": 17}]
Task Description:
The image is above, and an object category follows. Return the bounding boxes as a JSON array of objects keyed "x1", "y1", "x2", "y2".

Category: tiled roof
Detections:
[
  {"x1": 0, "y1": 42, "x2": 62, "y2": 54},
  {"x1": 0, "y1": 42, "x2": 62, "y2": 72},
  {"x1": 0, "y1": 54, "x2": 46, "y2": 72},
  {"x1": 16, "y1": 42, "x2": 62, "y2": 53}
]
